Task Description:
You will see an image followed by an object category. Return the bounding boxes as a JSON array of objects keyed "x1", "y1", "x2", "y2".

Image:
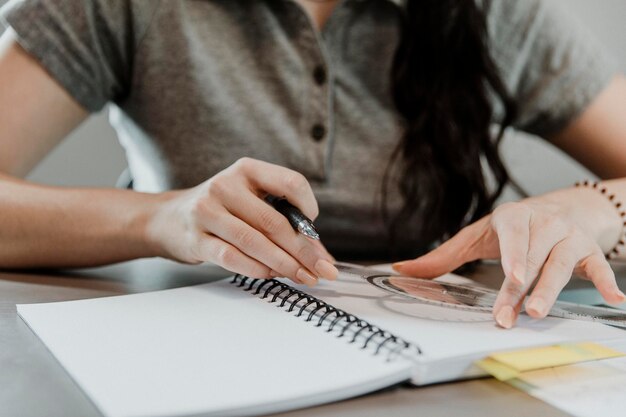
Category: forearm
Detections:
[
  {"x1": 550, "y1": 76, "x2": 626, "y2": 179},
  {"x1": 0, "y1": 174, "x2": 164, "y2": 268}
]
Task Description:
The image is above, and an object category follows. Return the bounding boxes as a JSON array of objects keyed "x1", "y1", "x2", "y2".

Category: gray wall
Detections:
[
  {"x1": 2, "y1": 0, "x2": 626, "y2": 191},
  {"x1": 0, "y1": 0, "x2": 125, "y2": 187}
]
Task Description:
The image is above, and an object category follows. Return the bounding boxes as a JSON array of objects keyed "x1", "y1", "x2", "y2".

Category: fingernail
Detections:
[
  {"x1": 617, "y1": 290, "x2": 626, "y2": 302},
  {"x1": 296, "y1": 268, "x2": 318, "y2": 287},
  {"x1": 527, "y1": 298, "x2": 548, "y2": 317},
  {"x1": 495, "y1": 306, "x2": 515, "y2": 329},
  {"x1": 315, "y1": 259, "x2": 338, "y2": 280},
  {"x1": 392, "y1": 261, "x2": 407, "y2": 270},
  {"x1": 512, "y1": 265, "x2": 526, "y2": 286}
]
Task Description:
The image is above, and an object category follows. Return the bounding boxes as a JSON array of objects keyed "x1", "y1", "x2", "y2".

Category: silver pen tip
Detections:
[{"x1": 297, "y1": 221, "x2": 320, "y2": 240}]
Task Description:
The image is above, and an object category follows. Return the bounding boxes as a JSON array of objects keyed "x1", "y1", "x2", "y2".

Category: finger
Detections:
[
  {"x1": 493, "y1": 226, "x2": 583, "y2": 328},
  {"x1": 523, "y1": 218, "x2": 570, "y2": 287},
  {"x1": 493, "y1": 295, "x2": 526, "y2": 330},
  {"x1": 207, "y1": 210, "x2": 319, "y2": 286},
  {"x1": 224, "y1": 191, "x2": 337, "y2": 280},
  {"x1": 493, "y1": 274, "x2": 534, "y2": 329},
  {"x1": 491, "y1": 204, "x2": 531, "y2": 286},
  {"x1": 234, "y1": 158, "x2": 319, "y2": 220},
  {"x1": 311, "y1": 239, "x2": 336, "y2": 263},
  {"x1": 393, "y1": 218, "x2": 490, "y2": 278},
  {"x1": 580, "y1": 253, "x2": 626, "y2": 305},
  {"x1": 198, "y1": 235, "x2": 274, "y2": 280},
  {"x1": 526, "y1": 238, "x2": 587, "y2": 319}
]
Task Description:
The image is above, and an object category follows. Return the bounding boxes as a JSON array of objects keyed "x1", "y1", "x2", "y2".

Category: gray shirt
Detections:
[{"x1": 1, "y1": 0, "x2": 616, "y2": 258}]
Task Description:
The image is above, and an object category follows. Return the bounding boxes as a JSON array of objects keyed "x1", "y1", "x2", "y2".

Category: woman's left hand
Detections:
[{"x1": 393, "y1": 193, "x2": 626, "y2": 329}]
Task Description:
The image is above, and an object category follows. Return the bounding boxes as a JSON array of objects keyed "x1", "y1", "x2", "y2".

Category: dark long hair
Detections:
[{"x1": 383, "y1": 0, "x2": 517, "y2": 256}]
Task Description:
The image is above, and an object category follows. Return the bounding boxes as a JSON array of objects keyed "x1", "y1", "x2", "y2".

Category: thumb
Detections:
[{"x1": 392, "y1": 225, "x2": 482, "y2": 278}]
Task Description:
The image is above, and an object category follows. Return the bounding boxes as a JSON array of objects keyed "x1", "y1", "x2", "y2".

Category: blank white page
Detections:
[{"x1": 18, "y1": 279, "x2": 411, "y2": 417}]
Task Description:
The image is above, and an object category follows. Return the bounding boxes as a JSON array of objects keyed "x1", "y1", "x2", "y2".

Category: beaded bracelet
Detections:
[{"x1": 574, "y1": 180, "x2": 626, "y2": 260}]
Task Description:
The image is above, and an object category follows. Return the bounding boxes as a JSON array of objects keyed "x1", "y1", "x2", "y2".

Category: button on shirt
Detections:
[
  {"x1": 313, "y1": 66, "x2": 327, "y2": 86},
  {"x1": 1, "y1": 0, "x2": 616, "y2": 258}
]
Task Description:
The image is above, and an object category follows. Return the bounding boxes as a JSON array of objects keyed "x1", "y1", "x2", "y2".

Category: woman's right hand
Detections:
[{"x1": 145, "y1": 158, "x2": 338, "y2": 286}]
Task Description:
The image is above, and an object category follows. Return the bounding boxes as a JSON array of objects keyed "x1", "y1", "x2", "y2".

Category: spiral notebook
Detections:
[{"x1": 17, "y1": 264, "x2": 626, "y2": 417}]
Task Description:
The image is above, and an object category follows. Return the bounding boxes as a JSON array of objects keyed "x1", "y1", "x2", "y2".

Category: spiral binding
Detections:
[{"x1": 230, "y1": 275, "x2": 423, "y2": 361}]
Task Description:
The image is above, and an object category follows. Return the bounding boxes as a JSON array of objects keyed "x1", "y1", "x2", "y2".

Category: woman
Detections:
[{"x1": 1, "y1": 0, "x2": 626, "y2": 329}]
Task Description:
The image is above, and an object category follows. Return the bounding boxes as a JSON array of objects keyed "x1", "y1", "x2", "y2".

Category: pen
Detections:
[{"x1": 266, "y1": 195, "x2": 320, "y2": 240}]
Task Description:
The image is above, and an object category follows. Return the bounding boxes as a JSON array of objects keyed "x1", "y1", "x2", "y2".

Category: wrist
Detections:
[
  {"x1": 534, "y1": 185, "x2": 622, "y2": 254},
  {"x1": 574, "y1": 181, "x2": 626, "y2": 257},
  {"x1": 138, "y1": 190, "x2": 182, "y2": 259}
]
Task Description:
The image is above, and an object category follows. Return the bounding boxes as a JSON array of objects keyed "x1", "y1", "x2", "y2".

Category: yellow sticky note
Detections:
[
  {"x1": 475, "y1": 357, "x2": 520, "y2": 381},
  {"x1": 476, "y1": 342, "x2": 623, "y2": 381},
  {"x1": 491, "y1": 342, "x2": 623, "y2": 372}
]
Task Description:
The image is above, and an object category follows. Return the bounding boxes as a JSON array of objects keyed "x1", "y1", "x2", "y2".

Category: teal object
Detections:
[{"x1": 559, "y1": 289, "x2": 626, "y2": 311}]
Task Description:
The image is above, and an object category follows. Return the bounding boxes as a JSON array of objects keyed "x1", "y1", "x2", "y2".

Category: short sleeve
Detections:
[
  {"x1": 485, "y1": 0, "x2": 618, "y2": 137},
  {"x1": 0, "y1": 0, "x2": 159, "y2": 112}
]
